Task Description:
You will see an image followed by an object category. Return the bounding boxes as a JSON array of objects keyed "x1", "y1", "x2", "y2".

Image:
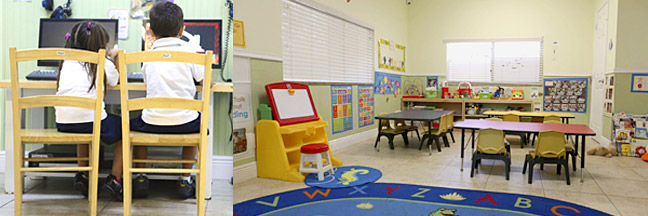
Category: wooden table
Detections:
[
  {"x1": 454, "y1": 119, "x2": 596, "y2": 182},
  {"x1": 375, "y1": 110, "x2": 452, "y2": 154},
  {"x1": 483, "y1": 110, "x2": 575, "y2": 124},
  {"x1": 0, "y1": 80, "x2": 232, "y2": 197}
]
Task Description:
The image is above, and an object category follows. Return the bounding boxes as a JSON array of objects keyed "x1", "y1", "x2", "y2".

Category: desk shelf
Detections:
[{"x1": 403, "y1": 98, "x2": 533, "y2": 120}]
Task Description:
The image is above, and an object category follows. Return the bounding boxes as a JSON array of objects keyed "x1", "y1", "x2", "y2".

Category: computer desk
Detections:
[{"x1": 0, "y1": 80, "x2": 233, "y2": 198}]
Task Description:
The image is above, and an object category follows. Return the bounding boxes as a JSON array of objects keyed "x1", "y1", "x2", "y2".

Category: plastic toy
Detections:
[
  {"x1": 457, "y1": 82, "x2": 473, "y2": 98},
  {"x1": 512, "y1": 90, "x2": 524, "y2": 100},
  {"x1": 492, "y1": 86, "x2": 504, "y2": 99},
  {"x1": 441, "y1": 81, "x2": 450, "y2": 99}
]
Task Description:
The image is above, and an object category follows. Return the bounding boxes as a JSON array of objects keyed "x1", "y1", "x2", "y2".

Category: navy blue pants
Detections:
[{"x1": 56, "y1": 113, "x2": 122, "y2": 144}]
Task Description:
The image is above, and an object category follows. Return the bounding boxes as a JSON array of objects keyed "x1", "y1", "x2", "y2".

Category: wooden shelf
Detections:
[
  {"x1": 465, "y1": 114, "x2": 488, "y2": 118},
  {"x1": 403, "y1": 98, "x2": 533, "y2": 121}
]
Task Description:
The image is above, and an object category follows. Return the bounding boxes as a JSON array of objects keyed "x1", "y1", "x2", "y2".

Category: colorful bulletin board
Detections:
[
  {"x1": 358, "y1": 86, "x2": 374, "y2": 128},
  {"x1": 331, "y1": 85, "x2": 353, "y2": 134},
  {"x1": 378, "y1": 39, "x2": 406, "y2": 72},
  {"x1": 374, "y1": 72, "x2": 402, "y2": 96},
  {"x1": 631, "y1": 74, "x2": 648, "y2": 92},
  {"x1": 543, "y1": 78, "x2": 588, "y2": 113}
]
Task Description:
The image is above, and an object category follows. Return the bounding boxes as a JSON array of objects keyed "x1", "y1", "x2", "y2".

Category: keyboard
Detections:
[{"x1": 26, "y1": 70, "x2": 145, "y2": 83}]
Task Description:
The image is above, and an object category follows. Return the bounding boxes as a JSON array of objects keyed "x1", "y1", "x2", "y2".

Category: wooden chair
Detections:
[
  {"x1": 9, "y1": 48, "x2": 106, "y2": 215},
  {"x1": 393, "y1": 110, "x2": 420, "y2": 141},
  {"x1": 522, "y1": 130, "x2": 570, "y2": 185},
  {"x1": 375, "y1": 112, "x2": 408, "y2": 150},
  {"x1": 471, "y1": 128, "x2": 511, "y2": 180},
  {"x1": 117, "y1": 50, "x2": 213, "y2": 216},
  {"x1": 419, "y1": 114, "x2": 448, "y2": 154},
  {"x1": 502, "y1": 114, "x2": 528, "y2": 148}
]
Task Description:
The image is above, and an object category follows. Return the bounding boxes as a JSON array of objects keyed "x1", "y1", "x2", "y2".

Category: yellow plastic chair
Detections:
[
  {"x1": 9, "y1": 48, "x2": 106, "y2": 215},
  {"x1": 419, "y1": 114, "x2": 448, "y2": 155},
  {"x1": 523, "y1": 130, "x2": 570, "y2": 185},
  {"x1": 502, "y1": 114, "x2": 528, "y2": 148},
  {"x1": 117, "y1": 50, "x2": 213, "y2": 216},
  {"x1": 544, "y1": 115, "x2": 561, "y2": 122},
  {"x1": 471, "y1": 128, "x2": 511, "y2": 180},
  {"x1": 445, "y1": 112, "x2": 455, "y2": 143},
  {"x1": 532, "y1": 119, "x2": 577, "y2": 172},
  {"x1": 393, "y1": 110, "x2": 420, "y2": 141},
  {"x1": 375, "y1": 112, "x2": 408, "y2": 151}
]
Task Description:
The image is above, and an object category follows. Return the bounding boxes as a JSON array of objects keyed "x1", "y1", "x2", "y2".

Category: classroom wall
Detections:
[
  {"x1": 407, "y1": 0, "x2": 596, "y2": 76},
  {"x1": 615, "y1": 0, "x2": 648, "y2": 70},
  {"x1": 0, "y1": 0, "x2": 233, "y2": 155}
]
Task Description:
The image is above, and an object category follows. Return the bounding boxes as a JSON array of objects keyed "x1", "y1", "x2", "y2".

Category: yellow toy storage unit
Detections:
[{"x1": 256, "y1": 116, "x2": 342, "y2": 182}]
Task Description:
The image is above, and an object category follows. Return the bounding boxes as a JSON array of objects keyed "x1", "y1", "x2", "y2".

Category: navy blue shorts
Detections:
[
  {"x1": 56, "y1": 113, "x2": 122, "y2": 144},
  {"x1": 130, "y1": 113, "x2": 206, "y2": 134}
]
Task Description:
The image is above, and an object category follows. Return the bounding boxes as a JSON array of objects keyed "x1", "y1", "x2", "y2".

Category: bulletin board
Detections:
[
  {"x1": 331, "y1": 85, "x2": 353, "y2": 134},
  {"x1": 377, "y1": 39, "x2": 406, "y2": 72},
  {"x1": 358, "y1": 86, "x2": 374, "y2": 128},
  {"x1": 631, "y1": 74, "x2": 648, "y2": 92},
  {"x1": 542, "y1": 78, "x2": 588, "y2": 113},
  {"x1": 374, "y1": 72, "x2": 402, "y2": 96}
]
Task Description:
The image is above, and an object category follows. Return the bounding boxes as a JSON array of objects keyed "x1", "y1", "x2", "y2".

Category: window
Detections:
[
  {"x1": 282, "y1": 0, "x2": 374, "y2": 83},
  {"x1": 446, "y1": 39, "x2": 543, "y2": 84}
]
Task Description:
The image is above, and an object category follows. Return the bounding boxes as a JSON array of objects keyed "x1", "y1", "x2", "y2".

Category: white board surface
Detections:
[{"x1": 271, "y1": 89, "x2": 315, "y2": 119}]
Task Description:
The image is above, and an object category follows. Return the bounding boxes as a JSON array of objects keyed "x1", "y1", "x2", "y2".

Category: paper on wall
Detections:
[{"x1": 108, "y1": 9, "x2": 130, "y2": 39}]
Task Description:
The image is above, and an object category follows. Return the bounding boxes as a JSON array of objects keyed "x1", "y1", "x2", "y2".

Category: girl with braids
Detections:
[{"x1": 55, "y1": 21, "x2": 124, "y2": 201}]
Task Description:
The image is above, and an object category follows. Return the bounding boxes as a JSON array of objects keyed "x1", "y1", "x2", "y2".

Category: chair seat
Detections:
[
  {"x1": 566, "y1": 144, "x2": 574, "y2": 152},
  {"x1": 381, "y1": 128, "x2": 406, "y2": 134},
  {"x1": 21, "y1": 129, "x2": 92, "y2": 144},
  {"x1": 422, "y1": 129, "x2": 443, "y2": 136},
  {"x1": 395, "y1": 125, "x2": 418, "y2": 131},
  {"x1": 129, "y1": 131, "x2": 200, "y2": 145},
  {"x1": 528, "y1": 150, "x2": 566, "y2": 159},
  {"x1": 301, "y1": 143, "x2": 329, "y2": 154}
]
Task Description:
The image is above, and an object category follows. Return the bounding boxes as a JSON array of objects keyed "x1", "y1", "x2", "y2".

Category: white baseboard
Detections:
[
  {"x1": 329, "y1": 129, "x2": 377, "y2": 152},
  {"x1": 212, "y1": 155, "x2": 233, "y2": 180},
  {"x1": 233, "y1": 162, "x2": 257, "y2": 184}
]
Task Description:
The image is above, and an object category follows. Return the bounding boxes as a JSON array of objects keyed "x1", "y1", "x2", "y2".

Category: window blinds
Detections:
[
  {"x1": 282, "y1": 0, "x2": 374, "y2": 83},
  {"x1": 446, "y1": 40, "x2": 543, "y2": 84}
]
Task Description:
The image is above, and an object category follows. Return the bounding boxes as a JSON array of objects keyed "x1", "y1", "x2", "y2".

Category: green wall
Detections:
[{"x1": 0, "y1": 0, "x2": 233, "y2": 155}]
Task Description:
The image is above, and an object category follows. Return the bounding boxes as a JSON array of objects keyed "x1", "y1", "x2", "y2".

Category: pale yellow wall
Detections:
[
  {"x1": 407, "y1": 0, "x2": 596, "y2": 75},
  {"x1": 615, "y1": 0, "x2": 648, "y2": 69},
  {"x1": 235, "y1": 0, "x2": 409, "y2": 71}
]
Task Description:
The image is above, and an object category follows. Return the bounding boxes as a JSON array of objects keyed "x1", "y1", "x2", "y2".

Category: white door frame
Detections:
[{"x1": 590, "y1": 1, "x2": 609, "y2": 143}]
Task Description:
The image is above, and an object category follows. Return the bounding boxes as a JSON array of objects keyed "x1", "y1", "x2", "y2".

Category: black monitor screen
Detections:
[
  {"x1": 143, "y1": 19, "x2": 222, "y2": 69},
  {"x1": 38, "y1": 18, "x2": 118, "y2": 66}
]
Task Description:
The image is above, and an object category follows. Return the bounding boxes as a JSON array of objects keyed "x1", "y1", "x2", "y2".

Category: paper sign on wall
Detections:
[
  {"x1": 358, "y1": 86, "x2": 374, "y2": 128},
  {"x1": 233, "y1": 94, "x2": 251, "y2": 123},
  {"x1": 108, "y1": 9, "x2": 129, "y2": 40},
  {"x1": 331, "y1": 85, "x2": 353, "y2": 134}
]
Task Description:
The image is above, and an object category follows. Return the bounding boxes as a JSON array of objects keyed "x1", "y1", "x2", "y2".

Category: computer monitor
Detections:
[
  {"x1": 38, "y1": 18, "x2": 118, "y2": 66},
  {"x1": 142, "y1": 19, "x2": 222, "y2": 69}
]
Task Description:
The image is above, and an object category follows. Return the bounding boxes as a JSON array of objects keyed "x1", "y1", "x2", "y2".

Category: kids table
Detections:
[
  {"x1": 375, "y1": 110, "x2": 453, "y2": 154},
  {"x1": 454, "y1": 119, "x2": 596, "y2": 182},
  {"x1": 483, "y1": 110, "x2": 576, "y2": 124},
  {"x1": 0, "y1": 80, "x2": 233, "y2": 197}
]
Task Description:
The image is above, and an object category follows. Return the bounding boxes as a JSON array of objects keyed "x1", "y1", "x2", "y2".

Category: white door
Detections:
[{"x1": 590, "y1": 2, "x2": 608, "y2": 143}]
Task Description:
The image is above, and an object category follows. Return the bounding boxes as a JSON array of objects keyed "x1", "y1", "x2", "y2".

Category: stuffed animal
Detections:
[{"x1": 587, "y1": 145, "x2": 618, "y2": 158}]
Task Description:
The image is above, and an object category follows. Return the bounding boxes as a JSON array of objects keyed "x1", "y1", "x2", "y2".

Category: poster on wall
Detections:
[
  {"x1": 233, "y1": 128, "x2": 247, "y2": 154},
  {"x1": 543, "y1": 78, "x2": 588, "y2": 113},
  {"x1": 233, "y1": 94, "x2": 251, "y2": 123},
  {"x1": 426, "y1": 76, "x2": 438, "y2": 90},
  {"x1": 358, "y1": 86, "x2": 374, "y2": 128},
  {"x1": 331, "y1": 85, "x2": 353, "y2": 134},
  {"x1": 374, "y1": 72, "x2": 402, "y2": 96},
  {"x1": 378, "y1": 39, "x2": 406, "y2": 72},
  {"x1": 631, "y1": 74, "x2": 648, "y2": 92}
]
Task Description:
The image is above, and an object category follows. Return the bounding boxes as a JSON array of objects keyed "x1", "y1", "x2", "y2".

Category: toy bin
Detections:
[{"x1": 425, "y1": 89, "x2": 439, "y2": 98}]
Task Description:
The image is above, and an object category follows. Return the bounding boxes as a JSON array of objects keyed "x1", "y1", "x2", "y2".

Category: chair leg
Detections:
[
  {"x1": 197, "y1": 146, "x2": 207, "y2": 216},
  {"x1": 442, "y1": 133, "x2": 450, "y2": 147},
  {"x1": 388, "y1": 135, "x2": 395, "y2": 150},
  {"x1": 434, "y1": 136, "x2": 442, "y2": 152},
  {"x1": 531, "y1": 133, "x2": 536, "y2": 146},
  {"x1": 89, "y1": 142, "x2": 100, "y2": 215},
  {"x1": 564, "y1": 160, "x2": 571, "y2": 185},
  {"x1": 505, "y1": 158, "x2": 511, "y2": 180},
  {"x1": 419, "y1": 135, "x2": 427, "y2": 150},
  {"x1": 572, "y1": 152, "x2": 577, "y2": 172},
  {"x1": 557, "y1": 161, "x2": 562, "y2": 175},
  {"x1": 470, "y1": 157, "x2": 476, "y2": 177},
  {"x1": 519, "y1": 134, "x2": 526, "y2": 148},
  {"x1": 540, "y1": 163, "x2": 544, "y2": 170},
  {"x1": 449, "y1": 129, "x2": 455, "y2": 143},
  {"x1": 522, "y1": 156, "x2": 528, "y2": 174},
  {"x1": 374, "y1": 133, "x2": 382, "y2": 148},
  {"x1": 401, "y1": 133, "x2": 409, "y2": 146},
  {"x1": 528, "y1": 159, "x2": 535, "y2": 184},
  {"x1": 14, "y1": 141, "x2": 24, "y2": 216},
  {"x1": 123, "y1": 144, "x2": 133, "y2": 216},
  {"x1": 415, "y1": 130, "x2": 421, "y2": 141}
]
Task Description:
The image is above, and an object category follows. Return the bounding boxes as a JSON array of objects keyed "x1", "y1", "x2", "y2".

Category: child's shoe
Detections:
[
  {"x1": 176, "y1": 176, "x2": 195, "y2": 199},
  {"x1": 133, "y1": 174, "x2": 149, "y2": 198},
  {"x1": 73, "y1": 172, "x2": 89, "y2": 197},
  {"x1": 102, "y1": 174, "x2": 123, "y2": 202}
]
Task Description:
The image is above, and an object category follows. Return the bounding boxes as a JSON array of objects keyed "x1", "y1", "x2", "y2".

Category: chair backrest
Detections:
[
  {"x1": 543, "y1": 120, "x2": 562, "y2": 124},
  {"x1": 483, "y1": 117, "x2": 503, "y2": 121},
  {"x1": 117, "y1": 50, "x2": 213, "y2": 139},
  {"x1": 378, "y1": 112, "x2": 393, "y2": 129},
  {"x1": 535, "y1": 130, "x2": 567, "y2": 159},
  {"x1": 503, "y1": 114, "x2": 520, "y2": 122},
  {"x1": 446, "y1": 112, "x2": 454, "y2": 129},
  {"x1": 476, "y1": 128, "x2": 506, "y2": 154},
  {"x1": 438, "y1": 114, "x2": 447, "y2": 132},
  {"x1": 9, "y1": 48, "x2": 106, "y2": 139},
  {"x1": 393, "y1": 110, "x2": 407, "y2": 127},
  {"x1": 544, "y1": 115, "x2": 561, "y2": 122}
]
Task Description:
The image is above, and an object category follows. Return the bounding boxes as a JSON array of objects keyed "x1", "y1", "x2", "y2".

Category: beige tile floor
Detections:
[
  {"x1": 0, "y1": 174, "x2": 232, "y2": 215},
  {"x1": 235, "y1": 131, "x2": 648, "y2": 216}
]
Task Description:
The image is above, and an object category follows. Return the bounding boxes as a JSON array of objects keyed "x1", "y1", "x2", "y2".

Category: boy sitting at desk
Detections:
[{"x1": 129, "y1": 1, "x2": 207, "y2": 199}]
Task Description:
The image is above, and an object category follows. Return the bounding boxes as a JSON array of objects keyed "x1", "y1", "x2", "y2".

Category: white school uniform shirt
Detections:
[
  {"x1": 141, "y1": 37, "x2": 205, "y2": 126},
  {"x1": 55, "y1": 59, "x2": 119, "y2": 123}
]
